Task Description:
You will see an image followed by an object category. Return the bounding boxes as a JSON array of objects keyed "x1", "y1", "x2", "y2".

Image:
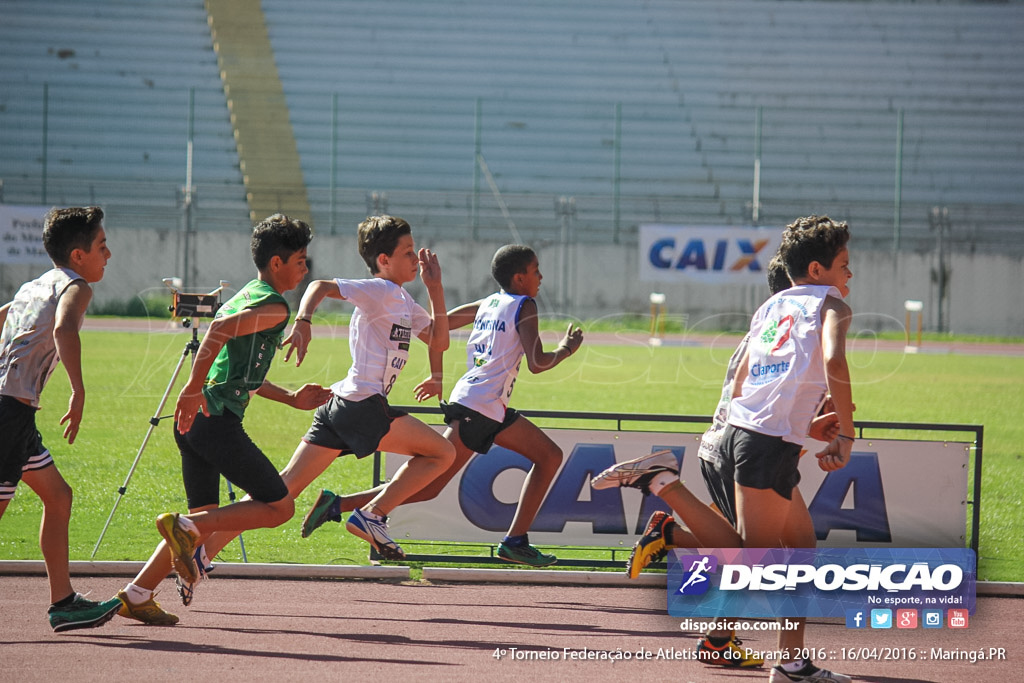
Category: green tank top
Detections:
[{"x1": 202, "y1": 279, "x2": 289, "y2": 418}]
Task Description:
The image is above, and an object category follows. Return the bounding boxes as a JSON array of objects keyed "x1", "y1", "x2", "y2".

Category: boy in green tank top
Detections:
[{"x1": 112, "y1": 214, "x2": 331, "y2": 625}]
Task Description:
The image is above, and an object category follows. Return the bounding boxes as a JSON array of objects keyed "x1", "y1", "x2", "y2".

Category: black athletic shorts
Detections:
[
  {"x1": 716, "y1": 423, "x2": 802, "y2": 501},
  {"x1": 700, "y1": 456, "x2": 738, "y2": 528},
  {"x1": 174, "y1": 411, "x2": 289, "y2": 509},
  {"x1": 440, "y1": 401, "x2": 519, "y2": 454},
  {"x1": 0, "y1": 396, "x2": 50, "y2": 500},
  {"x1": 303, "y1": 393, "x2": 408, "y2": 458}
]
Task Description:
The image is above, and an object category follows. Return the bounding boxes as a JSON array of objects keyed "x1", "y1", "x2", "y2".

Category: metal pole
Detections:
[
  {"x1": 184, "y1": 87, "x2": 195, "y2": 289},
  {"x1": 472, "y1": 97, "x2": 482, "y2": 239},
  {"x1": 330, "y1": 93, "x2": 338, "y2": 235},
  {"x1": 751, "y1": 106, "x2": 762, "y2": 225},
  {"x1": 613, "y1": 101, "x2": 622, "y2": 243},
  {"x1": 893, "y1": 108, "x2": 904, "y2": 254},
  {"x1": 42, "y1": 83, "x2": 48, "y2": 203}
]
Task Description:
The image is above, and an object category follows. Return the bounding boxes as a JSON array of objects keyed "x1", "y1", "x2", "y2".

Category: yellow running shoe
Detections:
[
  {"x1": 117, "y1": 590, "x2": 179, "y2": 626},
  {"x1": 626, "y1": 511, "x2": 672, "y2": 579},
  {"x1": 156, "y1": 512, "x2": 200, "y2": 585},
  {"x1": 696, "y1": 635, "x2": 765, "y2": 668}
]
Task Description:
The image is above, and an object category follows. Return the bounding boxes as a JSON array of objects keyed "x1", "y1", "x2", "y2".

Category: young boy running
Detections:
[
  {"x1": 592, "y1": 217, "x2": 854, "y2": 682},
  {"x1": 301, "y1": 244, "x2": 583, "y2": 566},
  {"x1": 0, "y1": 206, "x2": 123, "y2": 632},
  {"x1": 114, "y1": 214, "x2": 330, "y2": 625},
  {"x1": 264, "y1": 214, "x2": 454, "y2": 561}
]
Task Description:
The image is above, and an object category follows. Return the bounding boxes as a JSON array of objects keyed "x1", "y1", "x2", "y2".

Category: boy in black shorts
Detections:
[
  {"x1": 593, "y1": 217, "x2": 855, "y2": 683},
  {"x1": 112, "y1": 214, "x2": 330, "y2": 625},
  {"x1": 301, "y1": 244, "x2": 583, "y2": 566},
  {"x1": 0, "y1": 206, "x2": 122, "y2": 632}
]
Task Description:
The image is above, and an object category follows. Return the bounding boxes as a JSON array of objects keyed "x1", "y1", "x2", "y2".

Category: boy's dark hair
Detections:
[
  {"x1": 43, "y1": 206, "x2": 104, "y2": 266},
  {"x1": 251, "y1": 214, "x2": 312, "y2": 269},
  {"x1": 491, "y1": 244, "x2": 536, "y2": 291},
  {"x1": 779, "y1": 215, "x2": 850, "y2": 280},
  {"x1": 766, "y1": 252, "x2": 792, "y2": 295},
  {"x1": 357, "y1": 215, "x2": 411, "y2": 274}
]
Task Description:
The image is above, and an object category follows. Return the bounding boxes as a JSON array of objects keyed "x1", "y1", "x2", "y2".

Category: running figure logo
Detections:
[{"x1": 675, "y1": 554, "x2": 718, "y2": 595}]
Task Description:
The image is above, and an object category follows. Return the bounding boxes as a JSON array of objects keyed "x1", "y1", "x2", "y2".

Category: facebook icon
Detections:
[{"x1": 845, "y1": 609, "x2": 867, "y2": 629}]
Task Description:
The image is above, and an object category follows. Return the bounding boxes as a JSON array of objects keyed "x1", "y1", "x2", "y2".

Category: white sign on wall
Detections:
[
  {"x1": 639, "y1": 225, "x2": 784, "y2": 285},
  {"x1": 0, "y1": 205, "x2": 51, "y2": 265}
]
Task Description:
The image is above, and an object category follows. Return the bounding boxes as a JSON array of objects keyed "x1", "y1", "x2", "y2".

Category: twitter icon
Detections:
[{"x1": 870, "y1": 609, "x2": 892, "y2": 629}]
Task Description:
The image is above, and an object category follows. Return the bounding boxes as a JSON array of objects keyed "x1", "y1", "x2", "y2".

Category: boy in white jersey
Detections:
[
  {"x1": 263, "y1": 215, "x2": 454, "y2": 561},
  {"x1": 301, "y1": 245, "x2": 583, "y2": 566},
  {"x1": 0, "y1": 206, "x2": 122, "y2": 632},
  {"x1": 592, "y1": 217, "x2": 853, "y2": 683},
  {"x1": 594, "y1": 254, "x2": 839, "y2": 670},
  {"x1": 112, "y1": 214, "x2": 330, "y2": 625}
]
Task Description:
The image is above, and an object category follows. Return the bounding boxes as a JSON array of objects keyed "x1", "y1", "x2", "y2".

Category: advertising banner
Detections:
[
  {"x1": 386, "y1": 429, "x2": 970, "y2": 550},
  {"x1": 638, "y1": 225, "x2": 784, "y2": 284},
  {"x1": 0, "y1": 205, "x2": 50, "y2": 265},
  {"x1": 666, "y1": 547, "x2": 977, "y2": 618}
]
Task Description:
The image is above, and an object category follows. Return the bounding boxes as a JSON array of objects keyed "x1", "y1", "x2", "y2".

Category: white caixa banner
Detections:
[
  {"x1": 0, "y1": 205, "x2": 51, "y2": 265},
  {"x1": 639, "y1": 224, "x2": 784, "y2": 285},
  {"x1": 385, "y1": 429, "x2": 970, "y2": 550}
]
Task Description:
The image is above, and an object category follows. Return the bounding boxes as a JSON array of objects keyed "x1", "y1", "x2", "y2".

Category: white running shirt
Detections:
[
  {"x1": 448, "y1": 291, "x2": 529, "y2": 422},
  {"x1": 330, "y1": 278, "x2": 431, "y2": 401},
  {"x1": 728, "y1": 284, "x2": 841, "y2": 445},
  {"x1": 0, "y1": 267, "x2": 83, "y2": 407}
]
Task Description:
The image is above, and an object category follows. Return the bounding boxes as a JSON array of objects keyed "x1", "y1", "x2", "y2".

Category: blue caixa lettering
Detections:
[
  {"x1": 458, "y1": 444, "x2": 678, "y2": 534},
  {"x1": 457, "y1": 442, "x2": 890, "y2": 544},
  {"x1": 808, "y1": 452, "x2": 892, "y2": 543},
  {"x1": 649, "y1": 238, "x2": 767, "y2": 272}
]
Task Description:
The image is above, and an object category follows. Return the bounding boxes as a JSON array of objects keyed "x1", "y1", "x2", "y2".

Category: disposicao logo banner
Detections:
[{"x1": 667, "y1": 547, "x2": 976, "y2": 618}]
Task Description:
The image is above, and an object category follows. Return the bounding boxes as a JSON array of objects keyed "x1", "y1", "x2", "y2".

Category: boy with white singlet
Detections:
[
  {"x1": 592, "y1": 217, "x2": 854, "y2": 682},
  {"x1": 264, "y1": 214, "x2": 454, "y2": 561},
  {"x1": 0, "y1": 206, "x2": 122, "y2": 632},
  {"x1": 301, "y1": 244, "x2": 583, "y2": 566}
]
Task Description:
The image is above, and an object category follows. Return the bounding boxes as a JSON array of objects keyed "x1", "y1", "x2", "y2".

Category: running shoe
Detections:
[
  {"x1": 696, "y1": 635, "x2": 764, "y2": 668},
  {"x1": 769, "y1": 660, "x2": 851, "y2": 682},
  {"x1": 116, "y1": 590, "x2": 179, "y2": 626},
  {"x1": 156, "y1": 512, "x2": 200, "y2": 585},
  {"x1": 47, "y1": 593, "x2": 123, "y2": 633},
  {"x1": 302, "y1": 489, "x2": 342, "y2": 538},
  {"x1": 626, "y1": 511, "x2": 672, "y2": 579},
  {"x1": 174, "y1": 544, "x2": 214, "y2": 606},
  {"x1": 497, "y1": 542, "x2": 558, "y2": 567},
  {"x1": 590, "y1": 450, "x2": 679, "y2": 494},
  {"x1": 346, "y1": 508, "x2": 405, "y2": 560}
]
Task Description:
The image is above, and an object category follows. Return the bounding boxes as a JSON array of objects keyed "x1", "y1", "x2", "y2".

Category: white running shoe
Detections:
[{"x1": 590, "y1": 449, "x2": 679, "y2": 494}]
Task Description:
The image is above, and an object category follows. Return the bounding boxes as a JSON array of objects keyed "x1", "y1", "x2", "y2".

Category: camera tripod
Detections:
[{"x1": 91, "y1": 280, "x2": 248, "y2": 561}]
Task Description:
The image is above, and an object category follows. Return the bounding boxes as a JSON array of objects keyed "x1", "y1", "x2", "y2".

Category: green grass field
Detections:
[{"x1": 1, "y1": 325, "x2": 1021, "y2": 582}]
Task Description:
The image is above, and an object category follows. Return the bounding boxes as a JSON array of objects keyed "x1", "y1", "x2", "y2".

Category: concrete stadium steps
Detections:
[{"x1": 0, "y1": 0, "x2": 248, "y2": 229}]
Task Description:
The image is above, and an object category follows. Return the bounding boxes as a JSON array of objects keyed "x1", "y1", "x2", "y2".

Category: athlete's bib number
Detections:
[
  {"x1": 384, "y1": 350, "x2": 407, "y2": 395},
  {"x1": 502, "y1": 358, "x2": 522, "y2": 400}
]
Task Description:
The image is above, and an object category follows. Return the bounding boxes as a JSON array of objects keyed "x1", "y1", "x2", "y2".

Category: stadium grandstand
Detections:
[{"x1": 1, "y1": 0, "x2": 1022, "y2": 252}]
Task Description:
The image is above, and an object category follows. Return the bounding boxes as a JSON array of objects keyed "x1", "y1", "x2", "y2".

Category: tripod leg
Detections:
[{"x1": 92, "y1": 343, "x2": 193, "y2": 558}]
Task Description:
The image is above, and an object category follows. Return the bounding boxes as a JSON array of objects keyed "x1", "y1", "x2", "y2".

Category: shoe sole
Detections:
[
  {"x1": 156, "y1": 514, "x2": 199, "y2": 585},
  {"x1": 590, "y1": 449, "x2": 678, "y2": 490},
  {"x1": 301, "y1": 491, "x2": 336, "y2": 538},
  {"x1": 497, "y1": 552, "x2": 557, "y2": 567},
  {"x1": 627, "y1": 511, "x2": 670, "y2": 579},
  {"x1": 52, "y1": 601, "x2": 122, "y2": 633},
  {"x1": 346, "y1": 517, "x2": 405, "y2": 560}
]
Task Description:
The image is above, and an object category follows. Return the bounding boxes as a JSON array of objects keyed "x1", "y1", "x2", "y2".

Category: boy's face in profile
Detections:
[
  {"x1": 379, "y1": 234, "x2": 419, "y2": 285},
  {"x1": 814, "y1": 245, "x2": 852, "y2": 298},
  {"x1": 511, "y1": 256, "x2": 542, "y2": 298},
  {"x1": 72, "y1": 226, "x2": 112, "y2": 284},
  {"x1": 277, "y1": 247, "x2": 309, "y2": 292}
]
